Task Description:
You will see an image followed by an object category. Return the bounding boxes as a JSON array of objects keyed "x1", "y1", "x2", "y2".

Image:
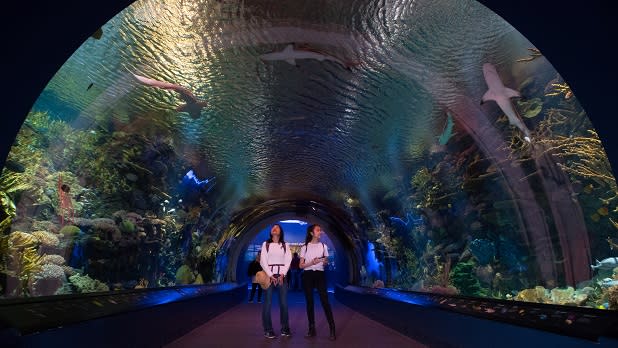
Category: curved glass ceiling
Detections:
[{"x1": 1, "y1": 0, "x2": 617, "y2": 311}]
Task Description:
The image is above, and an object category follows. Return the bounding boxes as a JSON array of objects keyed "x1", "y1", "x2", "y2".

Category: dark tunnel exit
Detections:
[{"x1": 223, "y1": 200, "x2": 362, "y2": 289}]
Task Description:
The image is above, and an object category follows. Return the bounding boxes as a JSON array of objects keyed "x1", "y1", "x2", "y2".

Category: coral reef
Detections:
[
  {"x1": 545, "y1": 82, "x2": 573, "y2": 100},
  {"x1": 175, "y1": 264, "x2": 195, "y2": 285},
  {"x1": 32, "y1": 230, "x2": 60, "y2": 254},
  {"x1": 537, "y1": 129, "x2": 617, "y2": 204},
  {"x1": 68, "y1": 273, "x2": 109, "y2": 293},
  {"x1": 92, "y1": 218, "x2": 119, "y2": 240},
  {"x1": 608, "y1": 286, "x2": 618, "y2": 310},
  {"x1": 29, "y1": 264, "x2": 66, "y2": 296},
  {"x1": 514, "y1": 286, "x2": 589, "y2": 306},
  {"x1": 41, "y1": 254, "x2": 66, "y2": 266},
  {"x1": 0, "y1": 170, "x2": 30, "y2": 234},
  {"x1": 514, "y1": 286, "x2": 547, "y2": 303},
  {"x1": 3, "y1": 231, "x2": 44, "y2": 296},
  {"x1": 119, "y1": 220, "x2": 136, "y2": 234},
  {"x1": 515, "y1": 98, "x2": 543, "y2": 118},
  {"x1": 516, "y1": 48, "x2": 543, "y2": 63},
  {"x1": 59, "y1": 225, "x2": 81, "y2": 238}
]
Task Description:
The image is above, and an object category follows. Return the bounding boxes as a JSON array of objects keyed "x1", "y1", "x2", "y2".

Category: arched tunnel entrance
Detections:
[{"x1": 223, "y1": 199, "x2": 361, "y2": 287}]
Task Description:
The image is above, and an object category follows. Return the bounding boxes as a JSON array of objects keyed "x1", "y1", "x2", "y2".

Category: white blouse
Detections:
[
  {"x1": 300, "y1": 242, "x2": 329, "y2": 271},
  {"x1": 260, "y1": 241, "x2": 292, "y2": 277}
]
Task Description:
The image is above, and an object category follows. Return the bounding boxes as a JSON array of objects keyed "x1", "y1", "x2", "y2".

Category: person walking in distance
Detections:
[
  {"x1": 300, "y1": 224, "x2": 336, "y2": 340},
  {"x1": 247, "y1": 252, "x2": 263, "y2": 303},
  {"x1": 289, "y1": 252, "x2": 301, "y2": 290},
  {"x1": 259, "y1": 224, "x2": 292, "y2": 339}
]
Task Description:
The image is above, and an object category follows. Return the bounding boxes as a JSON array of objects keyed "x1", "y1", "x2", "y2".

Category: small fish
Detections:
[
  {"x1": 87, "y1": 82, "x2": 94, "y2": 91},
  {"x1": 480, "y1": 63, "x2": 531, "y2": 142},
  {"x1": 437, "y1": 112, "x2": 456, "y2": 145},
  {"x1": 591, "y1": 257, "x2": 618, "y2": 270},
  {"x1": 91, "y1": 28, "x2": 103, "y2": 40},
  {"x1": 125, "y1": 173, "x2": 138, "y2": 182},
  {"x1": 599, "y1": 278, "x2": 618, "y2": 287},
  {"x1": 131, "y1": 72, "x2": 208, "y2": 119}
]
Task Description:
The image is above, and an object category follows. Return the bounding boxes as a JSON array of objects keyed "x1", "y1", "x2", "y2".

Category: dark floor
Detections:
[{"x1": 165, "y1": 290, "x2": 427, "y2": 347}]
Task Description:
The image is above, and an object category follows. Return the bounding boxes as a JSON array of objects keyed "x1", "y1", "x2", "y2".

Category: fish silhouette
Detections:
[
  {"x1": 91, "y1": 27, "x2": 103, "y2": 40},
  {"x1": 132, "y1": 73, "x2": 208, "y2": 119},
  {"x1": 480, "y1": 63, "x2": 531, "y2": 142},
  {"x1": 260, "y1": 44, "x2": 356, "y2": 70}
]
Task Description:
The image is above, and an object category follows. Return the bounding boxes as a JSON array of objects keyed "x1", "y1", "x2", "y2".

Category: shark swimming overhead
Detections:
[
  {"x1": 480, "y1": 63, "x2": 532, "y2": 142},
  {"x1": 131, "y1": 72, "x2": 208, "y2": 119},
  {"x1": 259, "y1": 43, "x2": 354, "y2": 70}
]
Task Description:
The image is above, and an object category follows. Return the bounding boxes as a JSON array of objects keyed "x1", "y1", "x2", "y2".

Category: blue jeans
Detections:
[{"x1": 262, "y1": 281, "x2": 289, "y2": 332}]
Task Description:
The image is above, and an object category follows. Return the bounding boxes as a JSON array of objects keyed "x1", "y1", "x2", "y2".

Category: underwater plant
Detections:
[
  {"x1": 68, "y1": 273, "x2": 109, "y2": 293},
  {"x1": 2, "y1": 231, "x2": 44, "y2": 296},
  {"x1": 449, "y1": 260, "x2": 483, "y2": 297},
  {"x1": 175, "y1": 264, "x2": 195, "y2": 285},
  {"x1": 59, "y1": 225, "x2": 81, "y2": 238},
  {"x1": 0, "y1": 171, "x2": 31, "y2": 234},
  {"x1": 119, "y1": 220, "x2": 136, "y2": 234},
  {"x1": 538, "y1": 129, "x2": 617, "y2": 205}
]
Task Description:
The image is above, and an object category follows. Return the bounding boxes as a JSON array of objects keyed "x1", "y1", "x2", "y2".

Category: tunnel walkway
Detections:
[{"x1": 165, "y1": 290, "x2": 426, "y2": 347}]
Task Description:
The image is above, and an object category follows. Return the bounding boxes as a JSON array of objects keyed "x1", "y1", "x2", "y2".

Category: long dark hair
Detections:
[
  {"x1": 304, "y1": 224, "x2": 320, "y2": 246},
  {"x1": 266, "y1": 223, "x2": 286, "y2": 253}
]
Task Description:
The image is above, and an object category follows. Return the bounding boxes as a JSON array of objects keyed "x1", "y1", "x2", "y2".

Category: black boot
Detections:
[
  {"x1": 305, "y1": 325, "x2": 316, "y2": 338},
  {"x1": 329, "y1": 325, "x2": 336, "y2": 341}
]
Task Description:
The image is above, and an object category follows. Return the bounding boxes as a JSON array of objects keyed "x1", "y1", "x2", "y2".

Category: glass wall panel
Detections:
[{"x1": 1, "y1": 0, "x2": 616, "y2": 312}]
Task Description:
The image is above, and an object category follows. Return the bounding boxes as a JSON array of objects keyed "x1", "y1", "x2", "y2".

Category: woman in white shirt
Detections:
[
  {"x1": 259, "y1": 224, "x2": 292, "y2": 339},
  {"x1": 300, "y1": 224, "x2": 336, "y2": 340}
]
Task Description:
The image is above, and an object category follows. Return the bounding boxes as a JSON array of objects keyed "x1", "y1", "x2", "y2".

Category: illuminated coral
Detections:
[
  {"x1": 68, "y1": 273, "x2": 109, "y2": 293},
  {"x1": 545, "y1": 82, "x2": 573, "y2": 100},
  {"x1": 0, "y1": 171, "x2": 31, "y2": 234},
  {"x1": 41, "y1": 254, "x2": 66, "y2": 266},
  {"x1": 516, "y1": 48, "x2": 543, "y2": 63},
  {"x1": 175, "y1": 264, "x2": 196, "y2": 285},
  {"x1": 31, "y1": 231, "x2": 59, "y2": 245},
  {"x1": 2, "y1": 231, "x2": 44, "y2": 296},
  {"x1": 537, "y1": 129, "x2": 617, "y2": 205},
  {"x1": 29, "y1": 264, "x2": 66, "y2": 296}
]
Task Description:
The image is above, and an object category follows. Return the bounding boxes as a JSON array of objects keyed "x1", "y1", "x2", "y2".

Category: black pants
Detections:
[
  {"x1": 249, "y1": 282, "x2": 262, "y2": 301},
  {"x1": 301, "y1": 270, "x2": 335, "y2": 328}
]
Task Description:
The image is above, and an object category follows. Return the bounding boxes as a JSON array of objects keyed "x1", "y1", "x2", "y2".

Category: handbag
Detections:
[{"x1": 256, "y1": 270, "x2": 271, "y2": 289}]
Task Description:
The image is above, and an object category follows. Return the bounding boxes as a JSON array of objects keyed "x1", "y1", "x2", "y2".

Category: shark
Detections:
[
  {"x1": 131, "y1": 73, "x2": 208, "y2": 119},
  {"x1": 591, "y1": 257, "x2": 618, "y2": 270},
  {"x1": 437, "y1": 111, "x2": 456, "y2": 145},
  {"x1": 480, "y1": 63, "x2": 532, "y2": 142},
  {"x1": 259, "y1": 44, "x2": 352, "y2": 69}
]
